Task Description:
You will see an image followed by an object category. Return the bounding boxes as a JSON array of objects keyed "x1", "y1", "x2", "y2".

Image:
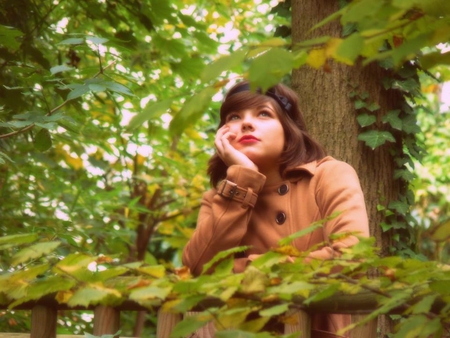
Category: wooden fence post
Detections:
[
  {"x1": 284, "y1": 309, "x2": 311, "y2": 338},
  {"x1": 31, "y1": 305, "x2": 57, "y2": 338},
  {"x1": 156, "y1": 309, "x2": 182, "y2": 338},
  {"x1": 350, "y1": 314, "x2": 377, "y2": 338},
  {"x1": 93, "y1": 305, "x2": 120, "y2": 337}
]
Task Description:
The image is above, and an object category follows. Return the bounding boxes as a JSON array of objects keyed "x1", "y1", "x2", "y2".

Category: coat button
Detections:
[
  {"x1": 277, "y1": 183, "x2": 289, "y2": 195},
  {"x1": 275, "y1": 212, "x2": 286, "y2": 225}
]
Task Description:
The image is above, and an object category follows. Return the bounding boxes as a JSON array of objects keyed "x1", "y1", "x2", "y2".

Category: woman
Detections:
[{"x1": 182, "y1": 80, "x2": 369, "y2": 337}]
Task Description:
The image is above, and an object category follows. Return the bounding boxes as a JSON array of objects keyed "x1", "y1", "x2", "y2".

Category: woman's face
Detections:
[{"x1": 224, "y1": 101, "x2": 285, "y2": 171}]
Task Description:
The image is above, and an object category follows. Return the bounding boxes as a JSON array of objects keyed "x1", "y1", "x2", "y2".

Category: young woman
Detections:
[{"x1": 182, "y1": 80, "x2": 369, "y2": 338}]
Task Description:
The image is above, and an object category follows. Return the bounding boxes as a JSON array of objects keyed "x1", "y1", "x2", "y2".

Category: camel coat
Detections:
[{"x1": 182, "y1": 156, "x2": 369, "y2": 337}]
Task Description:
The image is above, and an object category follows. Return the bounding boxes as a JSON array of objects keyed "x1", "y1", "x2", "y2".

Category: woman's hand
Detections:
[{"x1": 215, "y1": 125, "x2": 258, "y2": 171}]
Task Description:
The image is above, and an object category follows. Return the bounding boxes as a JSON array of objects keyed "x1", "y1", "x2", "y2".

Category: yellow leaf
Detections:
[
  {"x1": 325, "y1": 37, "x2": 343, "y2": 57},
  {"x1": 175, "y1": 188, "x2": 188, "y2": 197},
  {"x1": 306, "y1": 48, "x2": 327, "y2": 69},
  {"x1": 56, "y1": 290, "x2": 73, "y2": 303},
  {"x1": 137, "y1": 265, "x2": 166, "y2": 278}
]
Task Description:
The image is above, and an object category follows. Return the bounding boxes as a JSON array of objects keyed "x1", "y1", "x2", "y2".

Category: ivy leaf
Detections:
[
  {"x1": 382, "y1": 109, "x2": 402, "y2": 130},
  {"x1": 394, "y1": 169, "x2": 415, "y2": 181},
  {"x1": 357, "y1": 113, "x2": 376, "y2": 127},
  {"x1": 11, "y1": 241, "x2": 60, "y2": 266},
  {"x1": 170, "y1": 312, "x2": 213, "y2": 338},
  {"x1": 402, "y1": 114, "x2": 420, "y2": 134},
  {"x1": 357, "y1": 130, "x2": 395, "y2": 149},
  {"x1": 388, "y1": 200, "x2": 409, "y2": 215},
  {"x1": 354, "y1": 100, "x2": 366, "y2": 109},
  {"x1": 34, "y1": 129, "x2": 52, "y2": 152}
]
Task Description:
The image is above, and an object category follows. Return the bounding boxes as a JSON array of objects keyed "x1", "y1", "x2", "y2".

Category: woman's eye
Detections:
[
  {"x1": 227, "y1": 114, "x2": 240, "y2": 121},
  {"x1": 259, "y1": 111, "x2": 271, "y2": 117}
]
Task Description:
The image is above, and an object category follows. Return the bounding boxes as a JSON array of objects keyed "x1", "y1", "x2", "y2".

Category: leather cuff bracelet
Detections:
[{"x1": 218, "y1": 180, "x2": 258, "y2": 209}]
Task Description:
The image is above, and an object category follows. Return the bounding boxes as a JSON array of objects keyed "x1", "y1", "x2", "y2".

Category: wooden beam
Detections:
[
  {"x1": 93, "y1": 305, "x2": 120, "y2": 338},
  {"x1": 31, "y1": 305, "x2": 57, "y2": 338}
]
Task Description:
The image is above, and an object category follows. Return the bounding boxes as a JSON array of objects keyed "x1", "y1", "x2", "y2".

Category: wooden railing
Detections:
[{"x1": 0, "y1": 292, "x2": 381, "y2": 338}]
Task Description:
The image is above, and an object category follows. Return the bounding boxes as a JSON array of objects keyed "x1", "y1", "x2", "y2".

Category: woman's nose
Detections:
[{"x1": 241, "y1": 121, "x2": 254, "y2": 131}]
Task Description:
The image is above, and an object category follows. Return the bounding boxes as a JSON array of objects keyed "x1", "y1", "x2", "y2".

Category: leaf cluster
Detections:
[{"x1": 1, "y1": 232, "x2": 450, "y2": 338}]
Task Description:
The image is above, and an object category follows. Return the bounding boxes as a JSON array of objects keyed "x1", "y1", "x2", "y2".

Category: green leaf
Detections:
[
  {"x1": 0, "y1": 25, "x2": 24, "y2": 50},
  {"x1": 402, "y1": 114, "x2": 420, "y2": 134},
  {"x1": 277, "y1": 213, "x2": 338, "y2": 246},
  {"x1": 410, "y1": 295, "x2": 437, "y2": 315},
  {"x1": 67, "y1": 84, "x2": 90, "y2": 100},
  {"x1": 101, "y1": 81, "x2": 134, "y2": 96},
  {"x1": 129, "y1": 286, "x2": 171, "y2": 301},
  {"x1": 259, "y1": 303, "x2": 289, "y2": 317},
  {"x1": 0, "y1": 233, "x2": 38, "y2": 249},
  {"x1": 58, "y1": 37, "x2": 84, "y2": 45},
  {"x1": 169, "y1": 86, "x2": 218, "y2": 136},
  {"x1": 354, "y1": 100, "x2": 366, "y2": 109},
  {"x1": 11, "y1": 241, "x2": 60, "y2": 266},
  {"x1": 335, "y1": 33, "x2": 364, "y2": 65},
  {"x1": 304, "y1": 284, "x2": 339, "y2": 305},
  {"x1": 0, "y1": 152, "x2": 14, "y2": 164},
  {"x1": 170, "y1": 313, "x2": 212, "y2": 338},
  {"x1": 67, "y1": 285, "x2": 121, "y2": 307},
  {"x1": 248, "y1": 48, "x2": 294, "y2": 91},
  {"x1": 201, "y1": 246, "x2": 250, "y2": 274},
  {"x1": 430, "y1": 220, "x2": 450, "y2": 242},
  {"x1": 240, "y1": 266, "x2": 268, "y2": 294},
  {"x1": 382, "y1": 109, "x2": 402, "y2": 130},
  {"x1": 50, "y1": 65, "x2": 74, "y2": 75},
  {"x1": 86, "y1": 36, "x2": 109, "y2": 45},
  {"x1": 34, "y1": 129, "x2": 52, "y2": 152},
  {"x1": 127, "y1": 99, "x2": 172, "y2": 131},
  {"x1": 420, "y1": 51, "x2": 450, "y2": 69},
  {"x1": 201, "y1": 50, "x2": 247, "y2": 83},
  {"x1": 357, "y1": 113, "x2": 376, "y2": 127},
  {"x1": 388, "y1": 200, "x2": 409, "y2": 214},
  {"x1": 395, "y1": 314, "x2": 428, "y2": 338},
  {"x1": 357, "y1": 130, "x2": 395, "y2": 149}
]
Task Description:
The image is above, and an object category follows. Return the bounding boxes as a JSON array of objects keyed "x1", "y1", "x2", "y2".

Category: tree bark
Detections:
[{"x1": 291, "y1": 0, "x2": 406, "y2": 334}]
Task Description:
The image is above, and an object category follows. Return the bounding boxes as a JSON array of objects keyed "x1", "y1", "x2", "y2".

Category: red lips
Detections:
[{"x1": 239, "y1": 135, "x2": 259, "y2": 143}]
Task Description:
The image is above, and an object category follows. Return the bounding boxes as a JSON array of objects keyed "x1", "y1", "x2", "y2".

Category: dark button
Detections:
[
  {"x1": 275, "y1": 212, "x2": 286, "y2": 225},
  {"x1": 278, "y1": 183, "x2": 289, "y2": 195}
]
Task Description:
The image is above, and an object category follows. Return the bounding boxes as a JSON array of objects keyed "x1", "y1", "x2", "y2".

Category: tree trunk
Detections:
[{"x1": 291, "y1": 0, "x2": 407, "y2": 334}]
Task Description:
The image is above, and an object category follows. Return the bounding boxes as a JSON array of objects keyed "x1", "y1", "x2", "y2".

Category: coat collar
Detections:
[{"x1": 283, "y1": 156, "x2": 333, "y2": 182}]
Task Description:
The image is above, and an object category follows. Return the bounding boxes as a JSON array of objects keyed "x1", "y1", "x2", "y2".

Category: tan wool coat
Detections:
[{"x1": 182, "y1": 156, "x2": 370, "y2": 338}]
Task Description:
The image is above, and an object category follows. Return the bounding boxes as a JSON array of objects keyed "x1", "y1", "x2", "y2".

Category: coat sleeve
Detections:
[
  {"x1": 182, "y1": 165, "x2": 266, "y2": 276},
  {"x1": 306, "y1": 160, "x2": 370, "y2": 261}
]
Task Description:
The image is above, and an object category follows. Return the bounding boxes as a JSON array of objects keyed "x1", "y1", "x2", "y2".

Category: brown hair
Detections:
[{"x1": 207, "y1": 80, "x2": 326, "y2": 187}]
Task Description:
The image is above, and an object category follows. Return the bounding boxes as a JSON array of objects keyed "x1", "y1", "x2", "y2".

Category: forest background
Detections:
[{"x1": 0, "y1": 0, "x2": 449, "y2": 337}]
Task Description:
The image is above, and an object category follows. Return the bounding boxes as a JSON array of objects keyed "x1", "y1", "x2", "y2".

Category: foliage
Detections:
[
  {"x1": 1, "y1": 232, "x2": 450, "y2": 337},
  {"x1": 1, "y1": 0, "x2": 450, "y2": 335}
]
